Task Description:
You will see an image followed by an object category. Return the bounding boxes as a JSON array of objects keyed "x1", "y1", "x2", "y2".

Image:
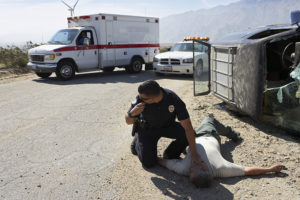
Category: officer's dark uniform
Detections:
[{"x1": 128, "y1": 88, "x2": 190, "y2": 168}]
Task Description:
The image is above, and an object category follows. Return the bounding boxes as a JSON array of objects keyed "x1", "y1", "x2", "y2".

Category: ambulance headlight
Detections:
[
  {"x1": 44, "y1": 54, "x2": 55, "y2": 61},
  {"x1": 153, "y1": 57, "x2": 159, "y2": 62},
  {"x1": 182, "y1": 58, "x2": 193, "y2": 63}
]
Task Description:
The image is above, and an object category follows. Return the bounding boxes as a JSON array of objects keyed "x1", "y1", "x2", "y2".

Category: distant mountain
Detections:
[{"x1": 160, "y1": 0, "x2": 300, "y2": 43}]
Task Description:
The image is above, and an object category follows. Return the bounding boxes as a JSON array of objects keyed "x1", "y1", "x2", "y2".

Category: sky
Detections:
[{"x1": 0, "y1": 0, "x2": 240, "y2": 46}]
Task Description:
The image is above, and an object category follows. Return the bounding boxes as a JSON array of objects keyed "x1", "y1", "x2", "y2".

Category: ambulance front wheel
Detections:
[
  {"x1": 56, "y1": 61, "x2": 75, "y2": 80},
  {"x1": 36, "y1": 72, "x2": 52, "y2": 79},
  {"x1": 128, "y1": 57, "x2": 143, "y2": 73}
]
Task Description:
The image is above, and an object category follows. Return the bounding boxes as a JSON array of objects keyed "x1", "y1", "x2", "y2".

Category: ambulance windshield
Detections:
[{"x1": 48, "y1": 29, "x2": 78, "y2": 45}]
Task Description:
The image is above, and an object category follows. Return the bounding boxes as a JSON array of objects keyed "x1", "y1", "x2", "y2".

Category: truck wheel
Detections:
[
  {"x1": 128, "y1": 57, "x2": 143, "y2": 73},
  {"x1": 56, "y1": 61, "x2": 75, "y2": 80},
  {"x1": 103, "y1": 67, "x2": 115, "y2": 72},
  {"x1": 195, "y1": 60, "x2": 203, "y2": 77},
  {"x1": 36, "y1": 72, "x2": 52, "y2": 78}
]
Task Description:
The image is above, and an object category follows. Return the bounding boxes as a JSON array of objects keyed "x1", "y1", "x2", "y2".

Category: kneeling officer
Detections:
[{"x1": 125, "y1": 80, "x2": 206, "y2": 170}]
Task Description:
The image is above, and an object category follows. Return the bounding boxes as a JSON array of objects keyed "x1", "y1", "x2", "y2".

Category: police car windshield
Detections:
[
  {"x1": 171, "y1": 42, "x2": 204, "y2": 52},
  {"x1": 48, "y1": 29, "x2": 78, "y2": 45}
]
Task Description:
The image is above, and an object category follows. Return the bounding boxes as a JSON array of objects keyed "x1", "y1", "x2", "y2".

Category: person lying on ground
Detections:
[{"x1": 157, "y1": 116, "x2": 285, "y2": 188}]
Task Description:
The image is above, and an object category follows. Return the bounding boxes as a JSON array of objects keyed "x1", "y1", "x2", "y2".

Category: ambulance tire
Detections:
[
  {"x1": 56, "y1": 61, "x2": 75, "y2": 81},
  {"x1": 36, "y1": 72, "x2": 52, "y2": 79},
  {"x1": 128, "y1": 57, "x2": 143, "y2": 73},
  {"x1": 103, "y1": 67, "x2": 115, "y2": 72}
]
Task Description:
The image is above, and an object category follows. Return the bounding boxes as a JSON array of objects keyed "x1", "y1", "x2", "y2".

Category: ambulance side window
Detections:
[{"x1": 76, "y1": 31, "x2": 94, "y2": 45}]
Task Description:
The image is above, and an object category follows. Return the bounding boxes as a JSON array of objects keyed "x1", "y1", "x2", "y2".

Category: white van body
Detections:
[{"x1": 27, "y1": 13, "x2": 159, "y2": 80}]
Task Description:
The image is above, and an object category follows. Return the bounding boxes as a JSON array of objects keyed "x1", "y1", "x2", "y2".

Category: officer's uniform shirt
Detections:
[{"x1": 128, "y1": 88, "x2": 189, "y2": 128}]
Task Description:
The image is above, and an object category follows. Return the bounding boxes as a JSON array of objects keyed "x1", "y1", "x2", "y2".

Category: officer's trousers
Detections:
[{"x1": 135, "y1": 122, "x2": 188, "y2": 168}]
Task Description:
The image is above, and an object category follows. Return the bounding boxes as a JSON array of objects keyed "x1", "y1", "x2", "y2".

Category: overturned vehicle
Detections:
[{"x1": 193, "y1": 14, "x2": 300, "y2": 135}]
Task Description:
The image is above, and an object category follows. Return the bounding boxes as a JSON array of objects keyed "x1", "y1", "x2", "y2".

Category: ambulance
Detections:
[
  {"x1": 27, "y1": 13, "x2": 159, "y2": 80},
  {"x1": 153, "y1": 37, "x2": 209, "y2": 76}
]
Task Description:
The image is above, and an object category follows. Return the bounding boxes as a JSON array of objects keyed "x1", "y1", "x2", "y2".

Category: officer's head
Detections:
[
  {"x1": 189, "y1": 162, "x2": 212, "y2": 188},
  {"x1": 138, "y1": 80, "x2": 162, "y2": 104}
]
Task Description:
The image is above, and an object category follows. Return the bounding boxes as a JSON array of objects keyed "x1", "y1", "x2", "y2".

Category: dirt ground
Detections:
[
  {"x1": 100, "y1": 82, "x2": 300, "y2": 200},
  {"x1": 1, "y1": 73, "x2": 299, "y2": 199}
]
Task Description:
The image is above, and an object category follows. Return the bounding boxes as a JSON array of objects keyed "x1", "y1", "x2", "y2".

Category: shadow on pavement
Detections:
[
  {"x1": 149, "y1": 168, "x2": 234, "y2": 200},
  {"x1": 32, "y1": 70, "x2": 193, "y2": 85},
  {"x1": 213, "y1": 102, "x2": 300, "y2": 142}
]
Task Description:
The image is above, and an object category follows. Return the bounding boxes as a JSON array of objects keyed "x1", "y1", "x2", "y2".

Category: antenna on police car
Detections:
[{"x1": 61, "y1": 0, "x2": 79, "y2": 17}]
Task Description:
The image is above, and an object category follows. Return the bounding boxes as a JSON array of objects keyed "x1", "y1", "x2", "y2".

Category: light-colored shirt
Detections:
[{"x1": 165, "y1": 136, "x2": 245, "y2": 178}]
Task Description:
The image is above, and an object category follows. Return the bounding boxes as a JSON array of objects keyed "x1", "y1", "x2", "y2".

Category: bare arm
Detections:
[
  {"x1": 180, "y1": 118, "x2": 208, "y2": 171},
  {"x1": 245, "y1": 164, "x2": 284, "y2": 176},
  {"x1": 125, "y1": 102, "x2": 145, "y2": 125}
]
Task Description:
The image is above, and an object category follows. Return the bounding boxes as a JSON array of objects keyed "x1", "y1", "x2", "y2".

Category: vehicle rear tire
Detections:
[
  {"x1": 56, "y1": 61, "x2": 75, "y2": 80},
  {"x1": 36, "y1": 72, "x2": 52, "y2": 78},
  {"x1": 195, "y1": 60, "x2": 203, "y2": 77},
  {"x1": 103, "y1": 67, "x2": 115, "y2": 72},
  {"x1": 127, "y1": 57, "x2": 143, "y2": 73}
]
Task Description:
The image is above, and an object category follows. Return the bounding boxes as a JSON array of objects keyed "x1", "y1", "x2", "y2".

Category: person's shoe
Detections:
[
  {"x1": 231, "y1": 131, "x2": 243, "y2": 143},
  {"x1": 225, "y1": 126, "x2": 243, "y2": 143},
  {"x1": 130, "y1": 135, "x2": 137, "y2": 155}
]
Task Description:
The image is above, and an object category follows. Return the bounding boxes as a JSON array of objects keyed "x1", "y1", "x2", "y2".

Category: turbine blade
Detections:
[
  {"x1": 73, "y1": 0, "x2": 79, "y2": 9},
  {"x1": 61, "y1": 0, "x2": 72, "y2": 9}
]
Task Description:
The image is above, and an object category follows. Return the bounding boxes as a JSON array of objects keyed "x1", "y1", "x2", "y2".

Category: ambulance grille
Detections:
[
  {"x1": 31, "y1": 55, "x2": 44, "y2": 62},
  {"x1": 170, "y1": 59, "x2": 180, "y2": 65}
]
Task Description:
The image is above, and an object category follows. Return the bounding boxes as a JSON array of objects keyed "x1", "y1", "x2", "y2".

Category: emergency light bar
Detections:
[
  {"x1": 67, "y1": 15, "x2": 91, "y2": 21},
  {"x1": 184, "y1": 36, "x2": 209, "y2": 41}
]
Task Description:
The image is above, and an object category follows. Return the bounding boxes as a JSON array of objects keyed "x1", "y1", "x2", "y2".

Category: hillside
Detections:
[{"x1": 160, "y1": 0, "x2": 300, "y2": 43}]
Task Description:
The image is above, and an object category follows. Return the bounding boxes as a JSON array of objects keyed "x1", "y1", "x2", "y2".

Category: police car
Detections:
[{"x1": 153, "y1": 37, "x2": 209, "y2": 76}]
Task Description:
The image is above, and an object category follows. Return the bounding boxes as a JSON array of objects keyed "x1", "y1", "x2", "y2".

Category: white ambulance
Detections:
[
  {"x1": 153, "y1": 37, "x2": 209, "y2": 76},
  {"x1": 27, "y1": 13, "x2": 159, "y2": 80}
]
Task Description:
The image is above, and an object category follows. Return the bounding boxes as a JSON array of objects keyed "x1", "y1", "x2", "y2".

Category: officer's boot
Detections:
[{"x1": 130, "y1": 135, "x2": 138, "y2": 155}]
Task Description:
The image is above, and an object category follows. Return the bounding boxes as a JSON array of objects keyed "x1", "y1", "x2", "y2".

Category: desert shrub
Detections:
[{"x1": 0, "y1": 41, "x2": 39, "y2": 73}]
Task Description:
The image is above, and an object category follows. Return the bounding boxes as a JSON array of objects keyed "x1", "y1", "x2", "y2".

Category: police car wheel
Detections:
[
  {"x1": 195, "y1": 60, "x2": 203, "y2": 77},
  {"x1": 36, "y1": 72, "x2": 52, "y2": 78},
  {"x1": 56, "y1": 61, "x2": 75, "y2": 80},
  {"x1": 128, "y1": 58, "x2": 143, "y2": 73}
]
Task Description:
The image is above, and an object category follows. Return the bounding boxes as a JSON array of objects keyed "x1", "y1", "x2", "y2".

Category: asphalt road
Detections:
[{"x1": 0, "y1": 70, "x2": 193, "y2": 199}]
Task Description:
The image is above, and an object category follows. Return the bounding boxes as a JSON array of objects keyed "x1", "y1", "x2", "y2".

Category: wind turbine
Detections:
[{"x1": 61, "y1": 0, "x2": 79, "y2": 17}]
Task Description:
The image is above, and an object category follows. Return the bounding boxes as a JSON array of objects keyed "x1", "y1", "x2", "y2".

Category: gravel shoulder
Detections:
[{"x1": 100, "y1": 80, "x2": 300, "y2": 200}]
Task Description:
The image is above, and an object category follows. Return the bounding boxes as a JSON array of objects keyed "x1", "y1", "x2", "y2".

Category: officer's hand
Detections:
[
  {"x1": 191, "y1": 154, "x2": 209, "y2": 171},
  {"x1": 130, "y1": 102, "x2": 145, "y2": 116}
]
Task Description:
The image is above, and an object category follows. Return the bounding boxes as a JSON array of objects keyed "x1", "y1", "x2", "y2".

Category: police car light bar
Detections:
[{"x1": 184, "y1": 36, "x2": 209, "y2": 41}]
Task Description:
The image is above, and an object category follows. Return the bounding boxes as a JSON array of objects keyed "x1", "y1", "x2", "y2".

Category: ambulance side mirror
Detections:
[{"x1": 83, "y1": 38, "x2": 90, "y2": 47}]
